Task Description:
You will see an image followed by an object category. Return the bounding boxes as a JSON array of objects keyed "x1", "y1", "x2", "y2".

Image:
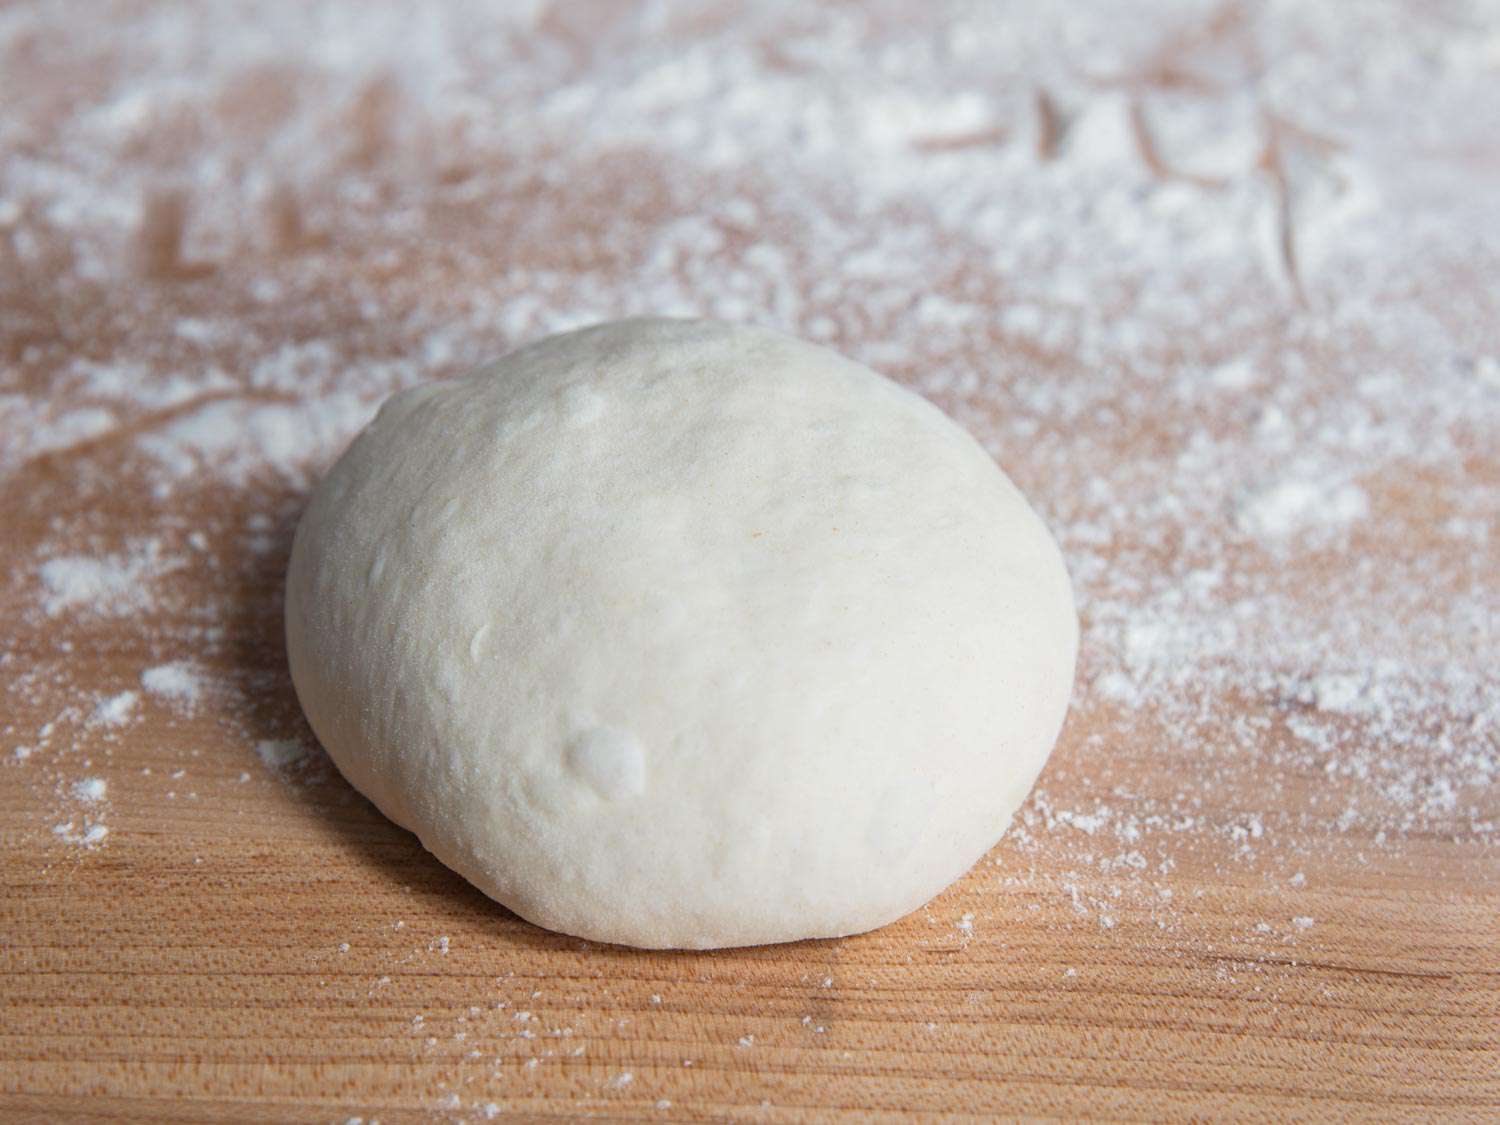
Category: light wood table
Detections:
[{"x1": 2, "y1": 0, "x2": 1498, "y2": 1120}]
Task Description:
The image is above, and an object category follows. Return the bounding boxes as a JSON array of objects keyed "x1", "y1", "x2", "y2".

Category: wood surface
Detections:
[
  {"x1": 3, "y1": 1, "x2": 1499, "y2": 1121},
  {"x1": 2, "y1": 490, "x2": 1496, "y2": 1122}
]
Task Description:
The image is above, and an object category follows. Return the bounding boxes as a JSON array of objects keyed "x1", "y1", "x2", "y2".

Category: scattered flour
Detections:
[
  {"x1": 140, "y1": 662, "x2": 205, "y2": 710},
  {"x1": 92, "y1": 692, "x2": 139, "y2": 727},
  {"x1": 254, "y1": 739, "x2": 306, "y2": 768},
  {"x1": 38, "y1": 543, "x2": 180, "y2": 618},
  {"x1": 1303, "y1": 674, "x2": 1367, "y2": 714},
  {"x1": 138, "y1": 394, "x2": 379, "y2": 488},
  {"x1": 1237, "y1": 480, "x2": 1370, "y2": 540},
  {"x1": 0, "y1": 5, "x2": 1495, "y2": 1067},
  {"x1": 53, "y1": 821, "x2": 109, "y2": 847}
]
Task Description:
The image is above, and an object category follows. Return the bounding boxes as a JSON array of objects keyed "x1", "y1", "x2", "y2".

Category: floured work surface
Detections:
[{"x1": 1, "y1": 2, "x2": 1497, "y2": 1120}]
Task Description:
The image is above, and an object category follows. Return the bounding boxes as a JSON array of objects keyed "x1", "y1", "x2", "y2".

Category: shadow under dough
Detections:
[{"x1": 222, "y1": 484, "x2": 540, "y2": 938}]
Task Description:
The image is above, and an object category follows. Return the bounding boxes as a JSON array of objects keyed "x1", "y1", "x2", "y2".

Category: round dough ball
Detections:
[{"x1": 285, "y1": 318, "x2": 1076, "y2": 949}]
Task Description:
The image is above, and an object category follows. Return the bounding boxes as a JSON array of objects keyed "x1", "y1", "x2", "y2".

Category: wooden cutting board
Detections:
[
  {"x1": 2, "y1": 481, "x2": 1496, "y2": 1121},
  {"x1": 3, "y1": 0, "x2": 1499, "y2": 1120}
]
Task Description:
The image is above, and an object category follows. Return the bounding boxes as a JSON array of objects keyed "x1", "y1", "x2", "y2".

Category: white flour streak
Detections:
[
  {"x1": 37, "y1": 542, "x2": 181, "y2": 618},
  {"x1": 140, "y1": 663, "x2": 206, "y2": 711},
  {"x1": 92, "y1": 692, "x2": 140, "y2": 727}
]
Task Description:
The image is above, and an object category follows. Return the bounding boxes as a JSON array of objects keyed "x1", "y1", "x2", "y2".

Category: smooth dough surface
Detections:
[{"x1": 285, "y1": 318, "x2": 1077, "y2": 949}]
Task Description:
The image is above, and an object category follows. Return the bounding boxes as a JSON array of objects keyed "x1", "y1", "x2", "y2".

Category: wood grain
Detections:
[
  {"x1": 3, "y1": 0, "x2": 1499, "y2": 1120},
  {"x1": 2, "y1": 481, "x2": 1496, "y2": 1121}
]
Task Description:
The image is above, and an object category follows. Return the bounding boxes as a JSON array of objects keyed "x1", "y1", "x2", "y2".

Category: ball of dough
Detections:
[{"x1": 285, "y1": 318, "x2": 1076, "y2": 949}]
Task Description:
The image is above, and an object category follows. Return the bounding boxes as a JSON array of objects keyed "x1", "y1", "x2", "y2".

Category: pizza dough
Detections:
[{"x1": 285, "y1": 318, "x2": 1077, "y2": 949}]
